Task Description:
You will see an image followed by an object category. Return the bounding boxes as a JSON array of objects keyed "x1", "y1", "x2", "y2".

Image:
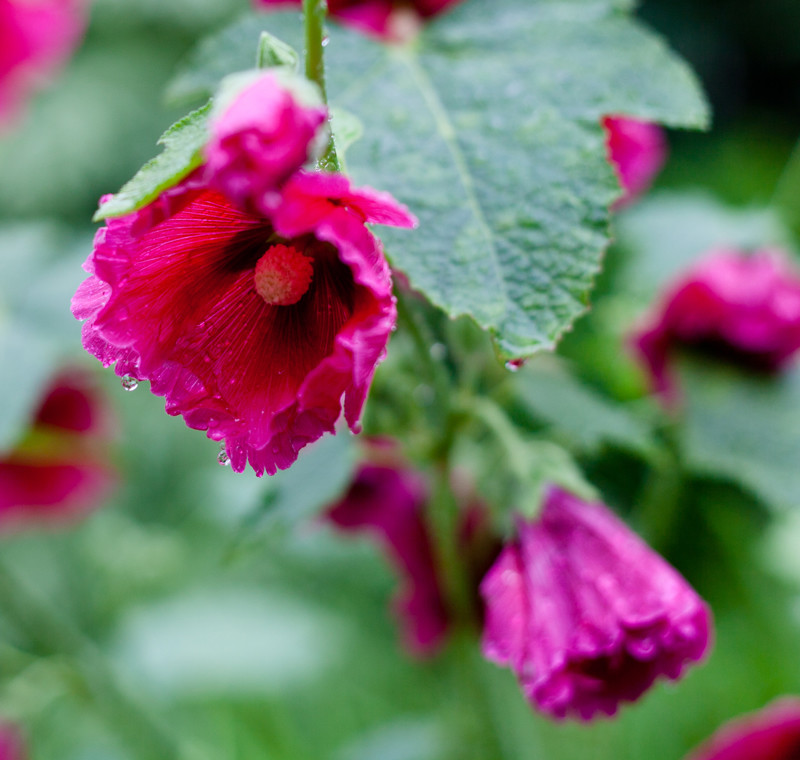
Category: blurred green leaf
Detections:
[
  {"x1": 0, "y1": 223, "x2": 92, "y2": 452},
  {"x1": 94, "y1": 102, "x2": 211, "y2": 221},
  {"x1": 680, "y1": 359, "x2": 800, "y2": 511},
  {"x1": 516, "y1": 358, "x2": 656, "y2": 456}
]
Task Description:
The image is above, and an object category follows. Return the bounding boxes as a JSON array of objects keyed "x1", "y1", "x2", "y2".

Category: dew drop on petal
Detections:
[
  {"x1": 217, "y1": 443, "x2": 230, "y2": 467},
  {"x1": 121, "y1": 375, "x2": 139, "y2": 391}
]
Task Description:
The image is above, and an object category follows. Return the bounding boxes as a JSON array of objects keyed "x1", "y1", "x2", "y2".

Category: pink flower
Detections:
[
  {"x1": 73, "y1": 170, "x2": 416, "y2": 476},
  {"x1": 206, "y1": 72, "x2": 328, "y2": 213},
  {"x1": 327, "y1": 446, "x2": 499, "y2": 656},
  {"x1": 327, "y1": 458, "x2": 450, "y2": 656},
  {"x1": 0, "y1": 0, "x2": 85, "y2": 124},
  {"x1": 480, "y1": 486, "x2": 711, "y2": 721},
  {"x1": 0, "y1": 371, "x2": 116, "y2": 528},
  {"x1": 253, "y1": 0, "x2": 464, "y2": 41},
  {"x1": 684, "y1": 699, "x2": 800, "y2": 760},
  {"x1": 631, "y1": 249, "x2": 800, "y2": 402},
  {"x1": 0, "y1": 722, "x2": 25, "y2": 759},
  {"x1": 603, "y1": 116, "x2": 667, "y2": 208}
]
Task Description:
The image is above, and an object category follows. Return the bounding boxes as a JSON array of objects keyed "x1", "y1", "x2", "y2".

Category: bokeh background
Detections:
[{"x1": 1, "y1": 0, "x2": 800, "y2": 758}]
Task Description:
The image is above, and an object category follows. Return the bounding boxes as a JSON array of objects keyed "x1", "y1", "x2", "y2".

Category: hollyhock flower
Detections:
[
  {"x1": 327, "y1": 447, "x2": 498, "y2": 656},
  {"x1": 684, "y1": 699, "x2": 800, "y2": 760},
  {"x1": 0, "y1": 371, "x2": 116, "y2": 528},
  {"x1": 0, "y1": 0, "x2": 85, "y2": 124},
  {"x1": 631, "y1": 248, "x2": 800, "y2": 401},
  {"x1": 205, "y1": 72, "x2": 328, "y2": 213},
  {"x1": 73, "y1": 169, "x2": 416, "y2": 476},
  {"x1": 253, "y1": 0, "x2": 464, "y2": 41},
  {"x1": 603, "y1": 116, "x2": 667, "y2": 208},
  {"x1": 480, "y1": 486, "x2": 711, "y2": 721}
]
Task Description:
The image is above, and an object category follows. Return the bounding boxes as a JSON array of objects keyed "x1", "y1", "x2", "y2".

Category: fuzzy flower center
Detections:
[{"x1": 253, "y1": 244, "x2": 314, "y2": 306}]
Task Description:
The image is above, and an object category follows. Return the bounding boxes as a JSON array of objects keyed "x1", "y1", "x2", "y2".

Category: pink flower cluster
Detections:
[
  {"x1": 0, "y1": 371, "x2": 115, "y2": 528},
  {"x1": 480, "y1": 487, "x2": 711, "y2": 720},
  {"x1": 253, "y1": 0, "x2": 464, "y2": 41},
  {"x1": 0, "y1": 0, "x2": 85, "y2": 124},
  {"x1": 74, "y1": 73, "x2": 416, "y2": 475},
  {"x1": 632, "y1": 248, "x2": 800, "y2": 401}
]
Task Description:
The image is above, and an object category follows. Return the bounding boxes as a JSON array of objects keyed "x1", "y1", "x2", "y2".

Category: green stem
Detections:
[
  {"x1": 0, "y1": 560, "x2": 181, "y2": 760},
  {"x1": 635, "y1": 426, "x2": 685, "y2": 552},
  {"x1": 303, "y1": 0, "x2": 339, "y2": 171}
]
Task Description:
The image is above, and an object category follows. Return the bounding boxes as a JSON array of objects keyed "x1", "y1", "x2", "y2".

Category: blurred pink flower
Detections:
[
  {"x1": 480, "y1": 486, "x2": 711, "y2": 721},
  {"x1": 631, "y1": 248, "x2": 800, "y2": 402},
  {"x1": 206, "y1": 72, "x2": 328, "y2": 214},
  {"x1": 0, "y1": 0, "x2": 85, "y2": 124},
  {"x1": 603, "y1": 116, "x2": 667, "y2": 208},
  {"x1": 0, "y1": 371, "x2": 116, "y2": 528},
  {"x1": 253, "y1": 0, "x2": 464, "y2": 41},
  {"x1": 73, "y1": 170, "x2": 416, "y2": 475},
  {"x1": 0, "y1": 722, "x2": 25, "y2": 759},
  {"x1": 684, "y1": 699, "x2": 800, "y2": 760}
]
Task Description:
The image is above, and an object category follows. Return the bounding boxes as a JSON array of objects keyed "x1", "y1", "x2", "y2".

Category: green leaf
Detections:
[
  {"x1": 93, "y1": 102, "x2": 211, "y2": 221},
  {"x1": 169, "y1": 2, "x2": 707, "y2": 358},
  {"x1": 678, "y1": 359, "x2": 800, "y2": 512},
  {"x1": 516, "y1": 358, "x2": 656, "y2": 456},
  {"x1": 256, "y1": 30, "x2": 299, "y2": 71}
]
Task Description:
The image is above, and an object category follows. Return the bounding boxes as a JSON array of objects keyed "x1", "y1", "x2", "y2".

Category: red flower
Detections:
[
  {"x1": 481, "y1": 487, "x2": 712, "y2": 720},
  {"x1": 0, "y1": 722, "x2": 25, "y2": 759},
  {"x1": 0, "y1": 371, "x2": 116, "y2": 528},
  {"x1": 73, "y1": 171, "x2": 415, "y2": 475},
  {"x1": 684, "y1": 699, "x2": 800, "y2": 760},
  {"x1": 0, "y1": 0, "x2": 85, "y2": 124},
  {"x1": 253, "y1": 0, "x2": 464, "y2": 41},
  {"x1": 631, "y1": 248, "x2": 800, "y2": 402},
  {"x1": 603, "y1": 116, "x2": 667, "y2": 208}
]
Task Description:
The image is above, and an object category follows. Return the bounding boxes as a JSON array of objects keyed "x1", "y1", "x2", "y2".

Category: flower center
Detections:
[{"x1": 253, "y1": 244, "x2": 314, "y2": 306}]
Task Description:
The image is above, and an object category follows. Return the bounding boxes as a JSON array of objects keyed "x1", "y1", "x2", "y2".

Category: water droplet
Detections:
[
  {"x1": 121, "y1": 375, "x2": 139, "y2": 391},
  {"x1": 217, "y1": 443, "x2": 230, "y2": 467},
  {"x1": 390, "y1": 324, "x2": 398, "y2": 333},
  {"x1": 504, "y1": 359, "x2": 526, "y2": 372},
  {"x1": 322, "y1": 36, "x2": 330, "y2": 47}
]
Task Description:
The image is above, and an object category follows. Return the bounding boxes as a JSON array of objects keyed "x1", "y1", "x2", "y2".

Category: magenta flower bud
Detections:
[
  {"x1": 480, "y1": 486, "x2": 712, "y2": 721},
  {"x1": 0, "y1": 0, "x2": 85, "y2": 125},
  {"x1": 73, "y1": 170, "x2": 416, "y2": 476},
  {"x1": 327, "y1": 459, "x2": 450, "y2": 656},
  {"x1": 206, "y1": 72, "x2": 328, "y2": 214},
  {"x1": 0, "y1": 371, "x2": 116, "y2": 528},
  {"x1": 253, "y1": 0, "x2": 464, "y2": 41},
  {"x1": 602, "y1": 116, "x2": 667, "y2": 209},
  {"x1": 685, "y1": 699, "x2": 800, "y2": 760},
  {"x1": 631, "y1": 249, "x2": 800, "y2": 401}
]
